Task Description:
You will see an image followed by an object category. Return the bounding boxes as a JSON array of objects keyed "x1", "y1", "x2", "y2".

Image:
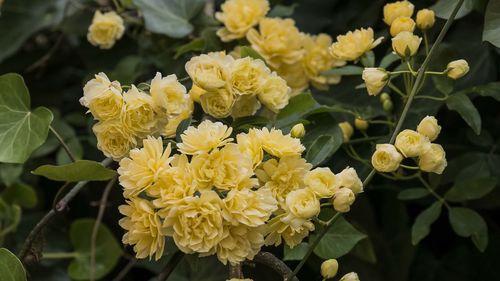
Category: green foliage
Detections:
[
  {"x1": 397, "y1": 188, "x2": 430, "y2": 200},
  {"x1": 483, "y1": 0, "x2": 500, "y2": 47},
  {"x1": 448, "y1": 207, "x2": 488, "y2": 251},
  {"x1": 411, "y1": 201, "x2": 443, "y2": 245},
  {"x1": 446, "y1": 93, "x2": 481, "y2": 135},
  {"x1": 240, "y1": 46, "x2": 266, "y2": 61},
  {"x1": 323, "y1": 65, "x2": 364, "y2": 76},
  {"x1": 283, "y1": 243, "x2": 309, "y2": 261},
  {"x1": 0, "y1": 248, "x2": 27, "y2": 281},
  {"x1": 431, "y1": 0, "x2": 475, "y2": 19},
  {"x1": 444, "y1": 177, "x2": 497, "y2": 202},
  {"x1": 32, "y1": 160, "x2": 116, "y2": 182},
  {"x1": 1, "y1": 182, "x2": 37, "y2": 209}
]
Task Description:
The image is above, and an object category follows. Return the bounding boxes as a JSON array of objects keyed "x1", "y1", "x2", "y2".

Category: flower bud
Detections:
[
  {"x1": 392, "y1": 31, "x2": 422, "y2": 58},
  {"x1": 383, "y1": 99, "x2": 393, "y2": 112},
  {"x1": 383, "y1": 1, "x2": 415, "y2": 26},
  {"x1": 290, "y1": 123, "x2": 306, "y2": 138},
  {"x1": 417, "y1": 116, "x2": 441, "y2": 141},
  {"x1": 446, "y1": 59, "x2": 469, "y2": 79},
  {"x1": 340, "y1": 272, "x2": 360, "y2": 281},
  {"x1": 339, "y1": 122, "x2": 354, "y2": 142},
  {"x1": 354, "y1": 118, "x2": 369, "y2": 131},
  {"x1": 390, "y1": 16, "x2": 416, "y2": 37},
  {"x1": 395, "y1": 129, "x2": 430, "y2": 157},
  {"x1": 333, "y1": 188, "x2": 355, "y2": 213},
  {"x1": 371, "y1": 144, "x2": 403, "y2": 172},
  {"x1": 418, "y1": 143, "x2": 447, "y2": 174},
  {"x1": 380, "y1": 92, "x2": 391, "y2": 102},
  {"x1": 416, "y1": 9, "x2": 435, "y2": 30},
  {"x1": 321, "y1": 259, "x2": 339, "y2": 279},
  {"x1": 362, "y1": 68, "x2": 389, "y2": 96}
]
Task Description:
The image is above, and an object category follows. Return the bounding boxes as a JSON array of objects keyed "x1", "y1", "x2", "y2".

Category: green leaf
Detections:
[
  {"x1": 68, "y1": 219, "x2": 122, "y2": 280},
  {"x1": 313, "y1": 216, "x2": 367, "y2": 259},
  {"x1": 268, "y1": 4, "x2": 298, "y2": 17},
  {"x1": 109, "y1": 56, "x2": 143, "y2": 85},
  {"x1": 0, "y1": 73, "x2": 54, "y2": 163},
  {"x1": 432, "y1": 75, "x2": 454, "y2": 95},
  {"x1": 474, "y1": 82, "x2": 500, "y2": 101},
  {"x1": 32, "y1": 160, "x2": 116, "y2": 182},
  {"x1": 240, "y1": 46, "x2": 266, "y2": 62},
  {"x1": 323, "y1": 65, "x2": 364, "y2": 76},
  {"x1": 445, "y1": 177, "x2": 497, "y2": 202},
  {"x1": 431, "y1": 0, "x2": 475, "y2": 19},
  {"x1": 379, "y1": 53, "x2": 400, "y2": 68},
  {"x1": 360, "y1": 51, "x2": 375, "y2": 67},
  {"x1": 0, "y1": 163, "x2": 23, "y2": 187},
  {"x1": 283, "y1": 242, "x2": 309, "y2": 261},
  {"x1": 0, "y1": 199, "x2": 22, "y2": 236},
  {"x1": 446, "y1": 93, "x2": 481, "y2": 135},
  {"x1": 0, "y1": 248, "x2": 27, "y2": 281},
  {"x1": 483, "y1": 0, "x2": 500, "y2": 48},
  {"x1": 305, "y1": 134, "x2": 342, "y2": 167},
  {"x1": 349, "y1": 238, "x2": 377, "y2": 264},
  {"x1": 176, "y1": 117, "x2": 192, "y2": 143},
  {"x1": 398, "y1": 188, "x2": 430, "y2": 200},
  {"x1": 448, "y1": 207, "x2": 487, "y2": 237},
  {"x1": 276, "y1": 92, "x2": 319, "y2": 128},
  {"x1": 411, "y1": 201, "x2": 442, "y2": 245},
  {"x1": 133, "y1": 0, "x2": 205, "y2": 38},
  {"x1": 1, "y1": 182, "x2": 37, "y2": 209},
  {"x1": 472, "y1": 224, "x2": 489, "y2": 252},
  {"x1": 232, "y1": 116, "x2": 270, "y2": 130},
  {"x1": 175, "y1": 38, "x2": 205, "y2": 59}
]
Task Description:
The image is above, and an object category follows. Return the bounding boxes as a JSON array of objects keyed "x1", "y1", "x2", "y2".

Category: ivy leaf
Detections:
[
  {"x1": 0, "y1": 73, "x2": 53, "y2": 164},
  {"x1": 446, "y1": 93, "x2": 481, "y2": 135},
  {"x1": 431, "y1": 0, "x2": 475, "y2": 19},
  {"x1": 482, "y1": 0, "x2": 500, "y2": 48},
  {"x1": 283, "y1": 242, "x2": 309, "y2": 261},
  {"x1": 444, "y1": 177, "x2": 497, "y2": 202},
  {"x1": 398, "y1": 188, "x2": 430, "y2": 200},
  {"x1": 0, "y1": 248, "x2": 27, "y2": 281},
  {"x1": 276, "y1": 92, "x2": 319, "y2": 128},
  {"x1": 411, "y1": 201, "x2": 443, "y2": 245},
  {"x1": 32, "y1": 160, "x2": 116, "y2": 182},
  {"x1": 1, "y1": 182, "x2": 37, "y2": 209}
]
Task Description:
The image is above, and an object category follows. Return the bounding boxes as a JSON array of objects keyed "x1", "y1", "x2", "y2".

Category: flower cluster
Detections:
[
  {"x1": 116, "y1": 120, "x2": 363, "y2": 264},
  {"x1": 185, "y1": 52, "x2": 291, "y2": 118},
  {"x1": 87, "y1": 10, "x2": 125, "y2": 49},
  {"x1": 216, "y1": 0, "x2": 345, "y2": 93},
  {"x1": 80, "y1": 72, "x2": 192, "y2": 160},
  {"x1": 371, "y1": 116, "x2": 447, "y2": 174}
]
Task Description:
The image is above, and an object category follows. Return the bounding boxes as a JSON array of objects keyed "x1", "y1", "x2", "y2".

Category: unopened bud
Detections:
[
  {"x1": 354, "y1": 118, "x2": 369, "y2": 131},
  {"x1": 383, "y1": 99, "x2": 393, "y2": 112},
  {"x1": 321, "y1": 259, "x2": 339, "y2": 279},
  {"x1": 290, "y1": 123, "x2": 305, "y2": 138}
]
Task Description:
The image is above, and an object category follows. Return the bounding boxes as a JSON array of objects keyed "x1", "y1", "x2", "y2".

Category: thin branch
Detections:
[
  {"x1": 229, "y1": 263, "x2": 243, "y2": 279},
  {"x1": 111, "y1": 258, "x2": 138, "y2": 281},
  {"x1": 49, "y1": 125, "x2": 76, "y2": 162},
  {"x1": 90, "y1": 176, "x2": 118, "y2": 281},
  {"x1": 250, "y1": 252, "x2": 298, "y2": 281},
  {"x1": 157, "y1": 251, "x2": 185, "y2": 281}
]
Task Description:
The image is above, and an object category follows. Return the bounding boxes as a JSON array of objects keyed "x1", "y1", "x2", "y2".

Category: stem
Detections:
[
  {"x1": 406, "y1": 61, "x2": 417, "y2": 76},
  {"x1": 111, "y1": 258, "x2": 138, "y2": 281},
  {"x1": 157, "y1": 251, "x2": 184, "y2": 281},
  {"x1": 423, "y1": 31, "x2": 430, "y2": 55},
  {"x1": 414, "y1": 95, "x2": 448, "y2": 101},
  {"x1": 345, "y1": 136, "x2": 384, "y2": 144},
  {"x1": 229, "y1": 263, "x2": 243, "y2": 279},
  {"x1": 400, "y1": 164, "x2": 420, "y2": 170},
  {"x1": 418, "y1": 174, "x2": 451, "y2": 209},
  {"x1": 49, "y1": 125, "x2": 76, "y2": 162},
  {"x1": 42, "y1": 252, "x2": 79, "y2": 259},
  {"x1": 425, "y1": 71, "x2": 446, "y2": 75},
  {"x1": 388, "y1": 82, "x2": 406, "y2": 98},
  {"x1": 389, "y1": 70, "x2": 412, "y2": 75},
  {"x1": 251, "y1": 252, "x2": 298, "y2": 281}
]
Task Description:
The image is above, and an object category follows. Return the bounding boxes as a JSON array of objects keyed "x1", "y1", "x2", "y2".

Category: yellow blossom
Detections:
[
  {"x1": 304, "y1": 167, "x2": 339, "y2": 198},
  {"x1": 446, "y1": 59, "x2": 469, "y2": 79},
  {"x1": 236, "y1": 128, "x2": 264, "y2": 168},
  {"x1": 416, "y1": 9, "x2": 435, "y2": 30},
  {"x1": 122, "y1": 86, "x2": 158, "y2": 137},
  {"x1": 81, "y1": 72, "x2": 123, "y2": 121},
  {"x1": 188, "y1": 84, "x2": 206, "y2": 103},
  {"x1": 216, "y1": 224, "x2": 264, "y2": 265},
  {"x1": 230, "y1": 57, "x2": 270, "y2": 96},
  {"x1": 257, "y1": 72, "x2": 291, "y2": 112},
  {"x1": 329, "y1": 28, "x2": 383, "y2": 61},
  {"x1": 177, "y1": 120, "x2": 233, "y2": 155},
  {"x1": 231, "y1": 95, "x2": 262, "y2": 118},
  {"x1": 87, "y1": 10, "x2": 125, "y2": 49},
  {"x1": 383, "y1": 1, "x2": 415, "y2": 25},
  {"x1": 93, "y1": 119, "x2": 137, "y2": 160},
  {"x1": 285, "y1": 188, "x2": 320, "y2": 219},
  {"x1": 333, "y1": 188, "x2": 355, "y2": 213},
  {"x1": 216, "y1": 0, "x2": 270, "y2": 42},
  {"x1": 418, "y1": 144, "x2": 447, "y2": 174},
  {"x1": 263, "y1": 210, "x2": 315, "y2": 248},
  {"x1": 160, "y1": 97, "x2": 194, "y2": 138},
  {"x1": 337, "y1": 167, "x2": 363, "y2": 194},
  {"x1": 339, "y1": 122, "x2": 354, "y2": 142},
  {"x1": 362, "y1": 68, "x2": 389, "y2": 96},
  {"x1": 150, "y1": 72, "x2": 188, "y2": 116},
  {"x1": 257, "y1": 127, "x2": 305, "y2": 158},
  {"x1": 340, "y1": 272, "x2": 360, "y2": 281},
  {"x1": 390, "y1": 16, "x2": 416, "y2": 37},
  {"x1": 185, "y1": 52, "x2": 234, "y2": 91},
  {"x1": 223, "y1": 188, "x2": 277, "y2": 227},
  {"x1": 213, "y1": 144, "x2": 257, "y2": 190},
  {"x1": 276, "y1": 62, "x2": 309, "y2": 95},
  {"x1": 200, "y1": 88, "x2": 236, "y2": 118},
  {"x1": 395, "y1": 129, "x2": 430, "y2": 157},
  {"x1": 371, "y1": 144, "x2": 403, "y2": 172},
  {"x1": 417, "y1": 116, "x2": 441, "y2": 141},
  {"x1": 392, "y1": 31, "x2": 421, "y2": 58}
]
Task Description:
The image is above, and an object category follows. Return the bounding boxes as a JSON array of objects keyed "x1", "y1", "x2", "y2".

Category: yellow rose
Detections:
[
  {"x1": 223, "y1": 188, "x2": 277, "y2": 227},
  {"x1": 285, "y1": 188, "x2": 320, "y2": 219},
  {"x1": 333, "y1": 188, "x2": 355, "y2": 213},
  {"x1": 383, "y1": 1, "x2": 415, "y2": 25},
  {"x1": 177, "y1": 120, "x2": 233, "y2": 155},
  {"x1": 257, "y1": 127, "x2": 305, "y2": 158},
  {"x1": 354, "y1": 118, "x2": 369, "y2": 131},
  {"x1": 371, "y1": 144, "x2": 403, "y2": 172},
  {"x1": 216, "y1": 0, "x2": 269, "y2": 42},
  {"x1": 418, "y1": 143, "x2": 447, "y2": 174},
  {"x1": 257, "y1": 73, "x2": 291, "y2": 112},
  {"x1": 190, "y1": 151, "x2": 219, "y2": 190},
  {"x1": 337, "y1": 167, "x2": 363, "y2": 194},
  {"x1": 276, "y1": 62, "x2": 309, "y2": 95},
  {"x1": 395, "y1": 129, "x2": 430, "y2": 157},
  {"x1": 200, "y1": 88, "x2": 236, "y2": 118},
  {"x1": 340, "y1": 272, "x2": 360, "y2": 281},
  {"x1": 446, "y1": 59, "x2": 469, "y2": 79},
  {"x1": 362, "y1": 68, "x2": 389, "y2": 96},
  {"x1": 185, "y1": 52, "x2": 234, "y2": 91},
  {"x1": 321, "y1": 259, "x2": 339, "y2": 279},
  {"x1": 236, "y1": 128, "x2": 263, "y2": 168},
  {"x1": 416, "y1": 9, "x2": 435, "y2": 30},
  {"x1": 231, "y1": 95, "x2": 262, "y2": 119},
  {"x1": 304, "y1": 167, "x2": 338, "y2": 198},
  {"x1": 217, "y1": 224, "x2": 264, "y2": 265},
  {"x1": 339, "y1": 122, "x2": 354, "y2": 142},
  {"x1": 161, "y1": 98, "x2": 194, "y2": 138},
  {"x1": 213, "y1": 144, "x2": 256, "y2": 190},
  {"x1": 93, "y1": 119, "x2": 137, "y2": 160},
  {"x1": 329, "y1": 28, "x2": 383, "y2": 61},
  {"x1": 150, "y1": 72, "x2": 188, "y2": 116},
  {"x1": 122, "y1": 86, "x2": 158, "y2": 137},
  {"x1": 417, "y1": 116, "x2": 441, "y2": 141},
  {"x1": 392, "y1": 31, "x2": 421, "y2": 58},
  {"x1": 81, "y1": 72, "x2": 123, "y2": 121},
  {"x1": 87, "y1": 10, "x2": 125, "y2": 49},
  {"x1": 246, "y1": 17, "x2": 304, "y2": 68},
  {"x1": 188, "y1": 84, "x2": 206, "y2": 103},
  {"x1": 230, "y1": 57, "x2": 270, "y2": 96},
  {"x1": 290, "y1": 123, "x2": 305, "y2": 138},
  {"x1": 390, "y1": 16, "x2": 416, "y2": 37},
  {"x1": 263, "y1": 210, "x2": 315, "y2": 248}
]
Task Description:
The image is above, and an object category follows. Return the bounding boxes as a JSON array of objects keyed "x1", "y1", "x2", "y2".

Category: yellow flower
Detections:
[
  {"x1": 340, "y1": 272, "x2": 360, "y2": 281},
  {"x1": 223, "y1": 188, "x2": 277, "y2": 227},
  {"x1": 354, "y1": 118, "x2": 369, "y2": 131},
  {"x1": 390, "y1": 16, "x2": 416, "y2": 37},
  {"x1": 122, "y1": 86, "x2": 158, "y2": 137},
  {"x1": 301, "y1": 33, "x2": 346, "y2": 89},
  {"x1": 200, "y1": 88, "x2": 236, "y2": 118},
  {"x1": 446, "y1": 59, "x2": 469, "y2": 79},
  {"x1": 163, "y1": 191, "x2": 224, "y2": 254},
  {"x1": 213, "y1": 144, "x2": 257, "y2": 190},
  {"x1": 290, "y1": 123, "x2": 305, "y2": 138},
  {"x1": 246, "y1": 17, "x2": 304, "y2": 68},
  {"x1": 93, "y1": 120, "x2": 137, "y2": 160},
  {"x1": 216, "y1": 0, "x2": 269, "y2": 42},
  {"x1": 177, "y1": 120, "x2": 233, "y2": 155},
  {"x1": 188, "y1": 84, "x2": 206, "y2": 103},
  {"x1": 230, "y1": 57, "x2": 270, "y2": 96},
  {"x1": 339, "y1": 122, "x2": 354, "y2": 142},
  {"x1": 185, "y1": 52, "x2": 234, "y2": 91},
  {"x1": 383, "y1": 1, "x2": 415, "y2": 25},
  {"x1": 395, "y1": 129, "x2": 430, "y2": 157},
  {"x1": 81, "y1": 72, "x2": 123, "y2": 121},
  {"x1": 118, "y1": 197, "x2": 166, "y2": 260},
  {"x1": 150, "y1": 72, "x2": 188, "y2": 116},
  {"x1": 190, "y1": 150, "x2": 220, "y2": 190},
  {"x1": 304, "y1": 167, "x2": 339, "y2": 198},
  {"x1": 87, "y1": 10, "x2": 125, "y2": 49},
  {"x1": 321, "y1": 259, "x2": 339, "y2": 279},
  {"x1": 118, "y1": 137, "x2": 172, "y2": 198},
  {"x1": 276, "y1": 62, "x2": 309, "y2": 95},
  {"x1": 416, "y1": 9, "x2": 435, "y2": 30},
  {"x1": 418, "y1": 144, "x2": 447, "y2": 174},
  {"x1": 392, "y1": 31, "x2": 421, "y2": 58},
  {"x1": 263, "y1": 210, "x2": 315, "y2": 248},
  {"x1": 285, "y1": 188, "x2": 320, "y2": 219},
  {"x1": 333, "y1": 188, "x2": 355, "y2": 213},
  {"x1": 417, "y1": 116, "x2": 441, "y2": 141},
  {"x1": 256, "y1": 156, "x2": 312, "y2": 203},
  {"x1": 231, "y1": 95, "x2": 262, "y2": 118},
  {"x1": 257, "y1": 127, "x2": 304, "y2": 158},
  {"x1": 258, "y1": 72, "x2": 291, "y2": 112},
  {"x1": 216, "y1": 224, "x2": 264, "y2": 265},
  {"x1": 337, "y1": 167, "x2": 363, "y2": 194},
  {"x1": 362, "y1": 68, "x2": 389, "y2": 96},
  {"x1": 160, "y1": 97, "x2": 194, "y2": 138},
  {"x1": 236, "y1": 128, "x2": 264, "y2": 168},
  {"x1": 371, "y1": 144, "x2": 403, "y2": 172},
  {"x1": 329, "y1": 28, "x2": 383, "y2": 61}
]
